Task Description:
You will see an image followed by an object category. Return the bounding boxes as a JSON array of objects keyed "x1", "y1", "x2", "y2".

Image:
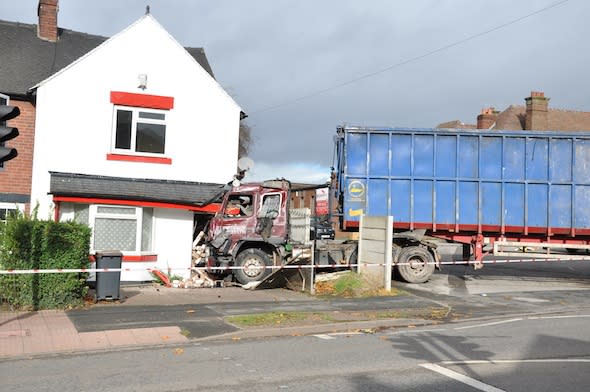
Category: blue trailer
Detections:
[{"x1": 334, "y1": 126, "x2": 590, "y2": 282}]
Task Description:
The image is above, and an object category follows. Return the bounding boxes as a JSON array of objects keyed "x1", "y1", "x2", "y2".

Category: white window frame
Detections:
[
  {"x1": 88, "y1": 204, "x2": 154, "y2": 254},
  {"x1": 0, "y1": 93, "x2": 9, "y2": 170},
  {"x1": 111, "y1": 105, "x2": 167, "y2": 156},
  {"x1": 0, "y1": 202, "x2": 24, "y2": 224}
]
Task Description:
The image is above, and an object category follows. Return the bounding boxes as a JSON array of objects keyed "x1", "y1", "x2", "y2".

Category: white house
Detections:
[{"x1": 29, "y1": 14, "x2": 243, "y2": 281}]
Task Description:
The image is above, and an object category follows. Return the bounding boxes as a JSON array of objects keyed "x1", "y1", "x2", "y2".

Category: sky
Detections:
[{"x1": 1, "y1": 0, "x2": 588, "y2": 183}]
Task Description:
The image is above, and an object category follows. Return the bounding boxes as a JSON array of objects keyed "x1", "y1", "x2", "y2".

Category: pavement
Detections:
[
  {"x1": 4, "y1": 271, "x2": 588, "y2": 361},
  {"x1": 0, "y1": 284, "x2": 437, "y2": 360}
]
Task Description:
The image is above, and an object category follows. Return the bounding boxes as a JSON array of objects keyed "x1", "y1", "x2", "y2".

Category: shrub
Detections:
[
  {"x1": 315, "y1": 271, "x2": 406, "y2": 298},
  {"x1": 0, "y1": 213, "x2": 91, "y2": 309},
  {"x1": 332, "y1": 272, "x2": 364, "y2": 297}
]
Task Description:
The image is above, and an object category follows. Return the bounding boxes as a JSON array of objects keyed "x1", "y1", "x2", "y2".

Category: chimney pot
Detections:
[{"x1": 477, "y1": 107, "x2": 498, "y2": 129}]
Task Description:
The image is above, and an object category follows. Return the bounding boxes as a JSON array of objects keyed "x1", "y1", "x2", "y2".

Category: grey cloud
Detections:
[{"x1": 2, "y1": 0, "x2": 588, "y2": 170}]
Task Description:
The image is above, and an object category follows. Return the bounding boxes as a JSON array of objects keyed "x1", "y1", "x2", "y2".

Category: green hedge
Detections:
[{"x1": 0, "y1": 213, "x2": 91, "y2": 309}]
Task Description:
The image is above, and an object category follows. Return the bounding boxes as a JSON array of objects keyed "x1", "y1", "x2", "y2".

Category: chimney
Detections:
[
  {"x1": 37, "y1": 0, "x2": 59, "y2": 42},
  {"x1": 477, "y1": 107, "x2": 498, "y2": 129},
  {"x1": 525, "y1": 91, "x2": 550, "y2": 130}
]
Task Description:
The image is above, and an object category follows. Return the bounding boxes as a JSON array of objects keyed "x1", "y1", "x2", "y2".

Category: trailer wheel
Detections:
[
  {"x1": 396, "y1": 246, "x2": 435, "y2": 283},
  {"x1": 234, "y1": 249, "x2": 272, "y2": 285}
]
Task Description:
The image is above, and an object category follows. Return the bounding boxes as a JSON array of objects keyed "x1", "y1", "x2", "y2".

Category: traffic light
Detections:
[{"x1": 0, "y1": 105, "x2": 20, "y2": 164}]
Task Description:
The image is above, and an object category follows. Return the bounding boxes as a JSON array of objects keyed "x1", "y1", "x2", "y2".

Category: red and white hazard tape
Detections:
[{"x1": 0, "y1": 256, "x2": 588, "y2": 275}]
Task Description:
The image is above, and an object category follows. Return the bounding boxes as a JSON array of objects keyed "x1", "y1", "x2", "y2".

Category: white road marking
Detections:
[
  {"x1": 512, "y1": 297, "x2": 550, "y2": 303},
  {"x1": 420, "y1": 363, "x2": 506, "y2": 392},
  {"x1": 328, "y1": 331, "x2": 365, "y2": 336},
  {"x1": 313, "y1": 331, "x2": 366, "y2": 340},
  {"x1": 454, "y1": 318, "x2": 523, "y2": 330},
  {"x1": 441, "y1": 358, "x2": 590, "y2": 365},
  {"x1": 314, "y1": 314, "x2": 590, "y2": 341},
  {"x1": 313, "y1": 334, "x2": 336, "y2": 340},
  {"x1": 385, "y1": 328, "x2": 448, "y2": 335},
  {"x1": 527, "y1": 314, "x2": 590, "y2": 320}
]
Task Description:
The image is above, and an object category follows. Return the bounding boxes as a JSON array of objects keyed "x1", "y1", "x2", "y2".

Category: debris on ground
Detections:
[
  {"x1": 151, "y1": 269, "x2": 172, "y2": 287},
  {"x1": 183, "y1": 268, "x2": 233, "y2": 289},
  {"x1": 241, "y1": 281, "x2": 260, "y2": 290},
  {"x1": 315, "y1": 270, "x2": 353, "y2": 282}
]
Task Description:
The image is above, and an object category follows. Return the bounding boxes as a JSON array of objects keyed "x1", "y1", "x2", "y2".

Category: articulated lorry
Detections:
[{"x1": 204, "y1": 126, "x2": 590, "y2": 284}]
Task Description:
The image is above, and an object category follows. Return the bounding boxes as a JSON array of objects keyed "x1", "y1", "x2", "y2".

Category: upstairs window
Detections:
[{"x1": 113, "y1": 106, "x2": 167, "y2": 154}]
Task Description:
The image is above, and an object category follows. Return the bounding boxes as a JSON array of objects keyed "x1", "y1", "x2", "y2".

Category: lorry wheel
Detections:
[
  {"x1": 234, "y1": 249, "x2": 272, "y2": 285},
  {"x1": 396, "y1": 246, "x2": 435, "y2": 283}
]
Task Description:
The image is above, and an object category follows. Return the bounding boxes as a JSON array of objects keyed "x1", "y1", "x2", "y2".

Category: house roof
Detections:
[
  {"x1": 0, "y1": 19, "x2": 214, "y2": 97},
  {"x1": 494, "y1": 105, "x2": 590, "y2": 131},
  {"x1": 437, "y1": 103, "x2": 590, "y2": 131},
  {"x1": 436, "y1": 120, "x2": 476, "y2": 129},
  {"x1": 50, "y1": 172, "x2": 226, "y2": 207}
]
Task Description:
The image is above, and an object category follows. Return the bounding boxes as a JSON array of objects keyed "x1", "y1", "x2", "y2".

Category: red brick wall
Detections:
[
  {"x1": 477, "y1": 108, "x2": 498, "y2": 129},
  {"x1": 37, "y1": 0, "x2": 58, "y2": 42},
  {"x1": 290, "y1": 189, "x2": 315, "y2": 210},
  {"x1": 0, "y1": 99, "x2": 35, "y2": 213},
  {"x1": 525, "y1": 92, "x2": 550, "y2": 131}
]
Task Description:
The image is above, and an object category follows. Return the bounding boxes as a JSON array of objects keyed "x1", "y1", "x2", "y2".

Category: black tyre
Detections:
[
  {"x1": 234, "y1": 249, "x2": 272, "y2": 284},
  {"x1": 395, "y1": 246, "x2": 435, "y2": 283}
]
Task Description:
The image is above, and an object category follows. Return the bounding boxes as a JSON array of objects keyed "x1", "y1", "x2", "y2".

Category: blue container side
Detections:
[
  {"x1": 435, "y1": 136, "x2": 456, "y2": 177},
  {"x1": 435, "y1": 181, "x2": 455, "y2": 224},
  {"x1": 391, "y1": 134, "x2": 412, "y2": 176},
  {"x1": 526, "y1": 138, "x2": 548, "y2": 181},
  {"x1": 339, "y1": 126, "x2": 590, "y2": 232},
  {"x1": 575, "y1": 141, "x2": 590, "y2": 182},
  {"x1": 368, "y1": 179, "x2": 389, "y2": 216},
  {"x1": 369, "y1": 133, "x2": 390, "y2": 176},
  {"x1": 390, "y1": 180, "x2": 410, "y2": 221},
  {"x1": 481, "y1": 137, "x2": 502, "y2": 179},
  {"x1": 551, "y1": 185, "x2": 571, "y2": 227},
  {"x1": 414, "y1": 135, "x2": 434, "y2": 177},
  {"x1": 575, "y1": 186, "x2": 590, "y2": 227},
  {"x1": 550, "y1": 139, "x2": 572, "y2": 182},
  {"x1": 347, "y1": 133, "x2": 367, "y2": 176},
  {"x1": 504, "y1": 183, "x2": 525, "y2": 227},
  {"x1": 503, "y1": 138, "x2": 526, "y2": 181},
  {"x1": 459, "y1": 136, "x2": 479, "y2": 178},
  {"x1": 458, "y1": 182, "x2": 478, "y2": 224},
  {"x1": 414, "y1": 180, "x2": 433, "y2": 222},
  {"x1": 481, "y1": 182, "x2": 501, "y2": 225}
]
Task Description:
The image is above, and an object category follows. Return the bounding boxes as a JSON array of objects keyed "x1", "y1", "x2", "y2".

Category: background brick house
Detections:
[{"x1": 438, "y1": 91, "x2": 590, "y2": 131}]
